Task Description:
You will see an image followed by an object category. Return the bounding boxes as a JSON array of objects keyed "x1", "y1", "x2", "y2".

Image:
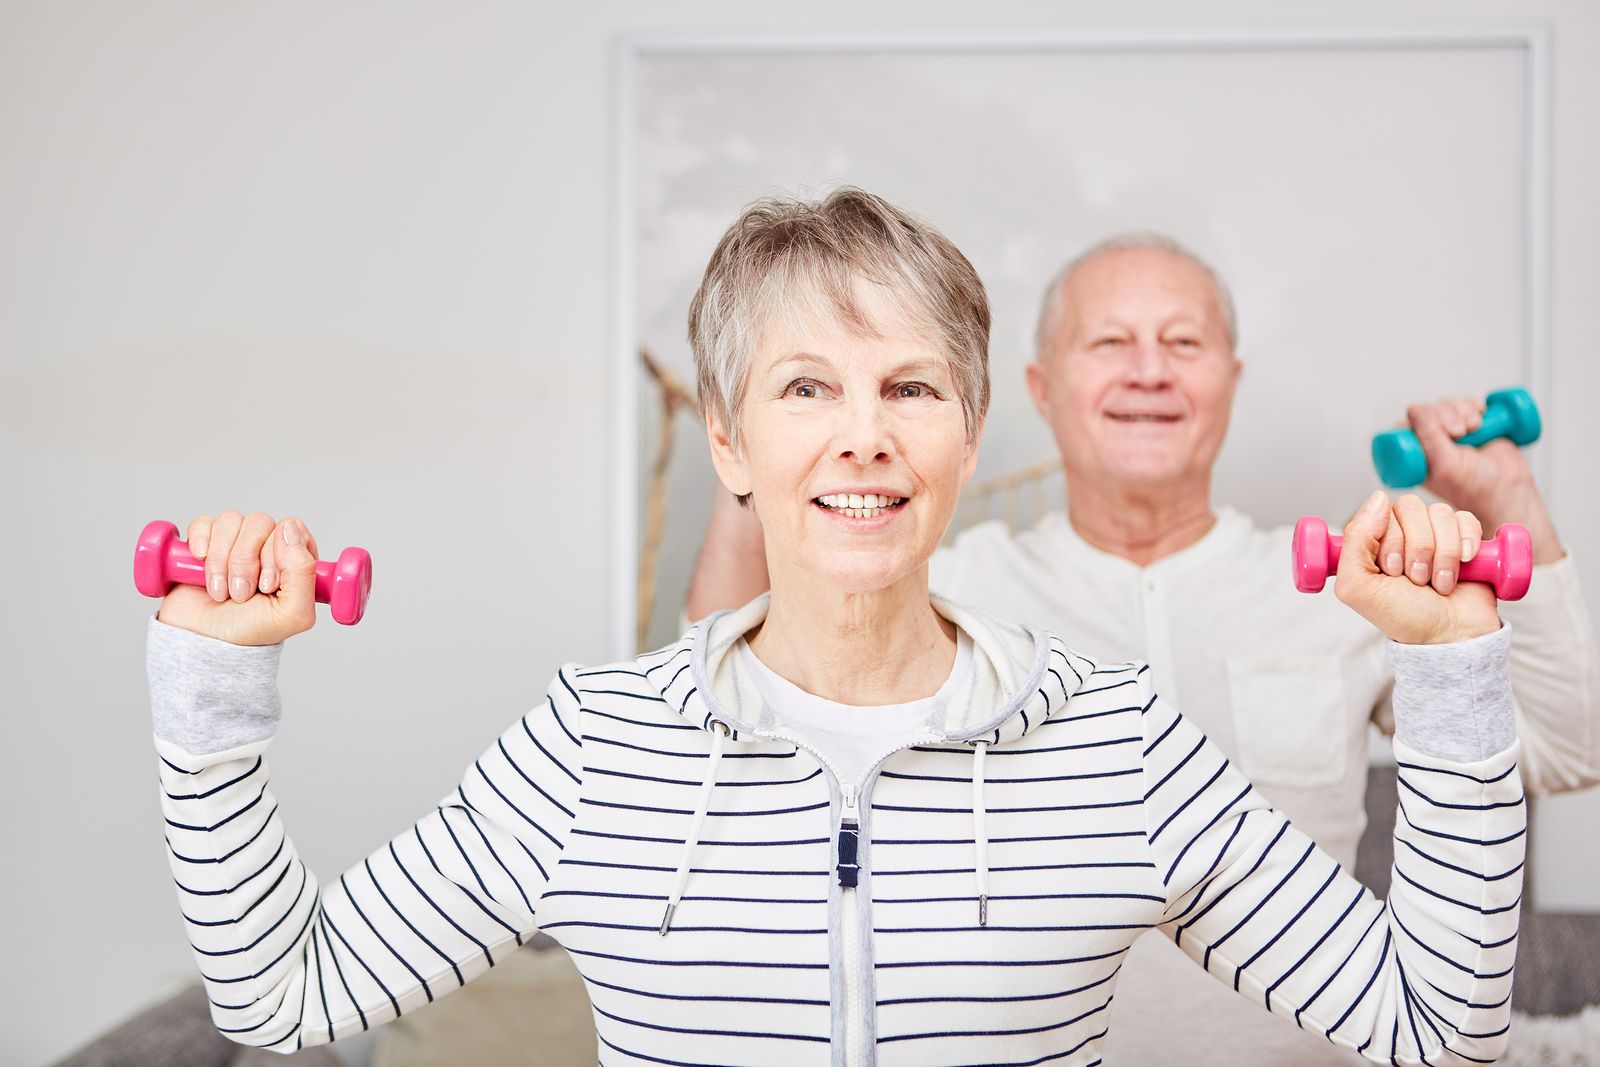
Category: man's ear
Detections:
[
  {"x1": 1024, "y1": 361, "x2": 1051, "y2": 421},
  {"x1": 705, "y1": 410, "x2": 751, "y2": 498}
]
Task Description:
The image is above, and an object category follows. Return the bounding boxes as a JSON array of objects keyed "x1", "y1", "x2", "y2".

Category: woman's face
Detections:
[{"x1": 708, "y1": 282, "x2": 981, "y2": 596}]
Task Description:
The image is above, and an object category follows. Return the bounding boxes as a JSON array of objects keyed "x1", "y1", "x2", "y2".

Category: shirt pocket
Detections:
[{"x1": 1225, "y1": 655, "x2": 1349, "y2": 790}]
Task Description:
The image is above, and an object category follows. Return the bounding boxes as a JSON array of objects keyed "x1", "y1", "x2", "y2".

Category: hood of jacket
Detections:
[{"x1": 652, "y1": 592, "x2": 1077, "y2": 747}]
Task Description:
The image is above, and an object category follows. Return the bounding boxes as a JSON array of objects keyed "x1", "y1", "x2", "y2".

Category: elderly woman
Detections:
[{"x1": 148, "y1": 189, "x2": 1523, "y2": 1066}]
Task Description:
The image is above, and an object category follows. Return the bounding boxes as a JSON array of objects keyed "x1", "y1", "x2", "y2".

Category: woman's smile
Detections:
[{"x1": 812, "y1": 491, "x2": 911, "y2": 530}]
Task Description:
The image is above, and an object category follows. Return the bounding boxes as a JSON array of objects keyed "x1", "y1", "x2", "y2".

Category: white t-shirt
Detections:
[
  {"x1": 737, "y1": 631, "x2": 974, "y2": 790},
  {"x1": 930, "y1": 506, "x2": 1599, "y2": 1067}
]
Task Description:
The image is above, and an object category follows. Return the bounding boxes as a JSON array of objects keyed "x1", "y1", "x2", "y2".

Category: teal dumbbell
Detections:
[{"x1": 1371, "y1": 388, "x2": 1541, "y2": 489}]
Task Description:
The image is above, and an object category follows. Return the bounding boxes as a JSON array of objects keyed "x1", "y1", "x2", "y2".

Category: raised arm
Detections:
[
  {"x1": 1140, "y1": 490, "x2": 1525, "y2": 1064},
  {"x1": 1142, "y1": 629, "x2": 1522, "y2": 1064},
  {"x1": 683, "y1": 488, "x2": 769, "y2": 622},
  {"x1": 147, "y1": 512, "x2": 584, "y2": 1051},
  {"x1": 151, "y1": 621, "x2": 583, "y2": 1052},
  {"x1": 1406, "y1": 396, "x2": 1600, "y2": 791},
  {"x1": 682, "y1": 485, "x2": 981, "y2": 620}
]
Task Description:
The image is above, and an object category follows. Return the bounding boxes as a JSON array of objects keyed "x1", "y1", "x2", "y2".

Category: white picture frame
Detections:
[{"x1": 613, "y1": 25, "x2": 1549, "y2": 658}]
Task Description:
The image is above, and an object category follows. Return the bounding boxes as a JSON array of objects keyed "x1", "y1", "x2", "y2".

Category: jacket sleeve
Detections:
[
  {"x1": 147, "y1": 616, "x2": 585, "y2": 1054},
  {"x1": 1141, "y1": 624, "x2": 1524, "y2": 1066},
  {"x1": 1497, "y1": 552, "x2": 1600, "y2": 792}
]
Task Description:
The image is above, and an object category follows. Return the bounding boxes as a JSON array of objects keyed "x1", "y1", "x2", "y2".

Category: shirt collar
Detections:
[{"x1": 1040, "y1": 504, "x2": 1253, "y2": 577}]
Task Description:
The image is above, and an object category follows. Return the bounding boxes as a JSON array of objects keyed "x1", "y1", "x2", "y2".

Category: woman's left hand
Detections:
[{"x1": 1334, "y1": 490, "x2": 1501, "y2": 645}]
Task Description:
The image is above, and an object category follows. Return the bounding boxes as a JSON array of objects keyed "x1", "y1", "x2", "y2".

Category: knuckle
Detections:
[{"x1": 187, "y1": 516, "x2": 213, "y2": 553}]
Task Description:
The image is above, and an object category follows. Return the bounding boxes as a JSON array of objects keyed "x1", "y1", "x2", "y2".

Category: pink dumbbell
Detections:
[
  {"x1": 134, "y1": 519, "x2": 373, "y2": 625},
  {"x1": 1292, "y1": 516, "x2": 1531, "y2": 600}
]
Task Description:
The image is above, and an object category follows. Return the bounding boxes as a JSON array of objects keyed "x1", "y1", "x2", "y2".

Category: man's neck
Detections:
[
  {"x1": 1065, "y1": 475, "x2": 1217, "y2": 568},
  {"x1": 749, "y1": 567, "x2": 957, "y2": 707}
]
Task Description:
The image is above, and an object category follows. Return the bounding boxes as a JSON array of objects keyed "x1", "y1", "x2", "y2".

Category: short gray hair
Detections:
[
  {"x1": 1034, "y1": 232, "x2": 1238, "y2": 360},
  {"x1": 688, "y1": 187, "x2": 991, "y2": 450}
]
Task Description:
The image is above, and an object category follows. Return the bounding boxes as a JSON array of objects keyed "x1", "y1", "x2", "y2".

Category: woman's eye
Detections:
[
  {"x1": 785, "y1": 379, "x2": 823, "y2": 399},
  {"x1": 1093, "y1": 337, "x2": 1126, "y2": 349},
  {"x1": 893, "y1": 381, "x2": 941, "y2": 400}
]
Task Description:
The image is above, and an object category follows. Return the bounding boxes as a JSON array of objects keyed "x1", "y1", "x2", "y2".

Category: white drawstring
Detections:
[
  {"x1": 660, "y1": 720, "x2": 729, "y2": 936},
  {"x1": 972, "y1": 740, "x2": 990, "y2": 927}
]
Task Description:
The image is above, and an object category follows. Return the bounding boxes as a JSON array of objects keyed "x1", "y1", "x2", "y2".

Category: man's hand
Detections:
[{"x1": 1408, "y1": 396, "x2": 1564, "y2": 565}]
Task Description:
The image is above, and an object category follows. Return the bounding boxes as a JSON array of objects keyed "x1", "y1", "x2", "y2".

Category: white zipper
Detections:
[
  {"x1": 763, "y1": 729, "x2": 943, "y2": 1067},
  {"x1": 839, "y1": 783, "x2": 864, "y2": 1067}
]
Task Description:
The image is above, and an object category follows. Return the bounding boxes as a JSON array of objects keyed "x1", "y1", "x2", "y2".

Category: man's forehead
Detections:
[{"x1": 1065, "y1": 247, "x2": 1224, "y2": 320}]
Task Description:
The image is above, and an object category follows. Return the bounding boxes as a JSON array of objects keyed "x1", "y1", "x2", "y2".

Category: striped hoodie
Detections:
[{"x1": 147, "y1": 593, "x2": 1525, "y2": 1066}]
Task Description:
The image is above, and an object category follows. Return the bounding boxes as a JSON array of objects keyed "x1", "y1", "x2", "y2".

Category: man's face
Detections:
[{"x1": 1025, "y1": 247, "x2": 1241, "y2": 495}]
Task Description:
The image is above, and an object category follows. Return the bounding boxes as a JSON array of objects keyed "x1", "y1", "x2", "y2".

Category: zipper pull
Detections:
[{"x1": 836, "y1": 785, "x2": 860, "y2": 889}]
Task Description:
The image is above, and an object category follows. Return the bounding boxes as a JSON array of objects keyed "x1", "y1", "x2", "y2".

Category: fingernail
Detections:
[
  {"x1": 192, "y1": 538, "x2": 207, "y2": 559},
  {"x1": 284, "y1": 521, "x2": 304, "y2": 547},
  {"x1": 260, "y1": 567, "x2": 276, "y2": 591},
  {"x1": 1462, "y1": 538, "x2": 1476, "y2": 562},
  {"x1": 230, "y1": 576, "x2": 250, "y2": 601},
  {"x1": 1365, "y1": 490, "x2": 1386, "y2": 514},
  {"x1": 1409, "y1": 560, "x2": 1429, "y2": 581},
  {"x1": 1385, "y1": 553, "x2": 1402, "y2": 575},
  {"x1": 1436, "y1": 568, "x2": 1455, "y2": 592},
  {"x1": 208, "y1": 574, "x2": 225, "y2": 600}
]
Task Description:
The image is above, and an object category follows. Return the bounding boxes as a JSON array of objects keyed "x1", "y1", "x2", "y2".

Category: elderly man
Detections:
[{"x1": 685, "y1": 233, "x2": 1600, "y2": 1066}]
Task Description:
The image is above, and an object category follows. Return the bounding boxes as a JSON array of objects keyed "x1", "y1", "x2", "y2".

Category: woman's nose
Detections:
[{"x1": 834, "y1": 399, "x2": 894, "y2": 463}]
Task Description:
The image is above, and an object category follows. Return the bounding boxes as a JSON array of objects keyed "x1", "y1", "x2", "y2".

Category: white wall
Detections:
[{"x1": 2, "y1": 3, "x2": 1596, "y2": 1066}]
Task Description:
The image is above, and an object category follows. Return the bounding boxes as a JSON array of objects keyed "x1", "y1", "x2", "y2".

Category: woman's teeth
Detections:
[{"x1": 816, "y1": 493, "x2": 905, "y2": 519}]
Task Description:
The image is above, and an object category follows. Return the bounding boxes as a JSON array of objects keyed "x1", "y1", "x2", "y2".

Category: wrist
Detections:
[
  {"x1": 1464, "y1": 475, "x2": 1540, "y2": 526},
  {"x1": 1385, "y1": 623, "x2": 1515, "y2": 763},
  {"x1": 1460, "y1": 483, "x2": 1564, "y2": 567},
  {"x1": 1423, "y1": 618, "x2": 1502, "y2": 646}
]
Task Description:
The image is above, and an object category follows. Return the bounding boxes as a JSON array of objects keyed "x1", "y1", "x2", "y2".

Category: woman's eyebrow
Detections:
[
  {"x1": 884, "y1": 359, "x2": 947, "y2": 379},
  {"x1": 768, "y1": 352, "x2": 834, "y2": 375}
]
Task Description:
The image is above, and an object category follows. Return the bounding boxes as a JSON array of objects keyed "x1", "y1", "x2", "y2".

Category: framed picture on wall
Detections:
[{"x1": 613, "y1": 26, "x2": 1547, "y2": 655}]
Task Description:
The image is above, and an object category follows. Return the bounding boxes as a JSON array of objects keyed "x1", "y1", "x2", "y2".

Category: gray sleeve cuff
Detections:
[
  {"x1": 146, "y1": 614, "x2": 284, "y2": 755},
  {"x1": 1386, "y1": 623, "x2": 1515, "y2": 763}
]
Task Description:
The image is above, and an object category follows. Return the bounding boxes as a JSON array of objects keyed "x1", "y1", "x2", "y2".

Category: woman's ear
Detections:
[
  {"x1": 705, "y1": 410, "x2": 752, "y2": 498},
  {"x1": 960, "y1": 416, "x2": 985, "y2": 485}
]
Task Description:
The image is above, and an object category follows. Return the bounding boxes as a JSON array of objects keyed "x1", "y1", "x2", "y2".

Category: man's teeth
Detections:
[{"x1": 816, "y1": 493, "x2": 905, "y2": 518}]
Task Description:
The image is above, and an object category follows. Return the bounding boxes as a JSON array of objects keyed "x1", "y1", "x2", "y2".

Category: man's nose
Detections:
[{"x1": 1124, "y1": 339, "x2": 1175, "y2": 386}]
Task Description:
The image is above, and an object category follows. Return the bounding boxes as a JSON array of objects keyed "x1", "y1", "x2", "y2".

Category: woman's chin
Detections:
[{"x1": 809, "y1": 555, "x2": 926, "y2": 598}]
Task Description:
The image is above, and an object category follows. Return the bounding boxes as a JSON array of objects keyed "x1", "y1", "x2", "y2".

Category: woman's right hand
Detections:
[{"x1": 156, "y1": 511, "x2": 322, "y2": 646}]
